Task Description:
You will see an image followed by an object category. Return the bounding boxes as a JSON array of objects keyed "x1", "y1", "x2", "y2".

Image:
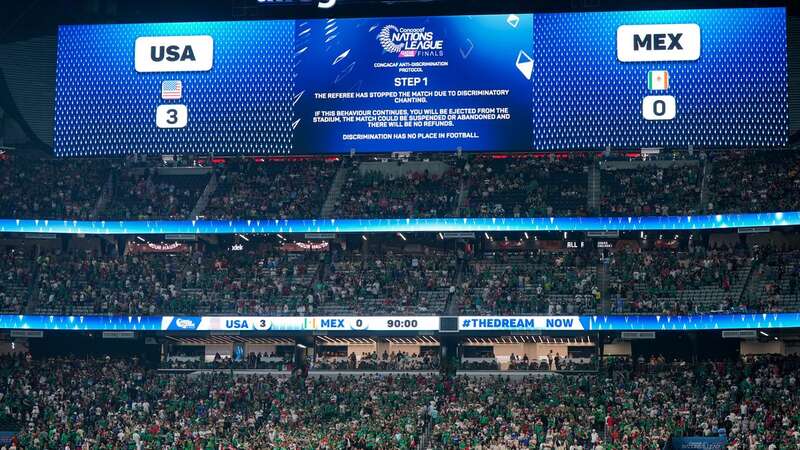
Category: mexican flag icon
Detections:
[{"x1": 647, "y1": 70, "x2": 669, "y2": 90}]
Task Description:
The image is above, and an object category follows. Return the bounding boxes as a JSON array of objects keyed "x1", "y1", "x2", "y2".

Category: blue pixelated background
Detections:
[
  {"x1": 532, "y1": 7, "x2": 788, "y2": 149},
  {"x1": 54, "y1": 21, "x2": 294, "y2": 157}
]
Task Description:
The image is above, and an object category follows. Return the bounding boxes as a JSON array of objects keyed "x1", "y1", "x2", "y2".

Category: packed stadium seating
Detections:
[
  {"x1": 0, "y1": 354, "x2": 433, "y2": 449},
  {"x1": 0, "y1": 158, "x2": 111, "y2": 220},
  {"x1": 0, "y1": 249, "x2": 33, "y2": 314},
  {"x1": 205, "y1": 159, "x2": 338, "y2": 219},
  {"x1": 30, "y1": 248, "x2": 322, "y2": 316},
  {"x1": 432, "y1": 355, "x2": 800, "y2": 449},
  {"x1": 334, "y1": 161, "x2": 462, "y2": 218},
  {"x1": 103, "y1": 169, "x2": 210, "y2": 220},
  {"x1": 742, "y1": 248, "x2": 800, "y2": 312},
  {"x1": 707, "y1": 151, "x2": 800, "y2": 213},
  {"x1": 2, "y1": 151, "x2": 800, "y2": 222},
  {"x1": 459, "y1": 251, "x2": 599, "y2": 315},
  {"x1": 162, "y1": 352, "x2": 288, "y2": 370},
  {"x1": 318, "y1": 251, "x2": 457, "y2": 315},
  {"x1": 607, "y1": 246, "x2": 753, "y2": 314},
  {"x1": 2, "y1": 242, "x2": 799, "y2": 316},
  {"x1": 600, "y1": 160, "x2": 701, "y2": 216},
  {"x1": 312, "y1": 350, "x2": 440, "y2": 371},
  {"x1": 2, "y1": 354, "x2": 799, "y2": 449},
  {"x1": 463, "y1": 155, "x2": 589, "y2": 217}
]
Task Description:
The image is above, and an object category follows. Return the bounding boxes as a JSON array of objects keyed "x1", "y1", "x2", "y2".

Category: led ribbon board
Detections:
[
  {"x1": 0, "y1": 212, "x2": 797, "y2": 234},
  {"x1": 2, "y1": 313, "x2": 800, "y2": 332}
]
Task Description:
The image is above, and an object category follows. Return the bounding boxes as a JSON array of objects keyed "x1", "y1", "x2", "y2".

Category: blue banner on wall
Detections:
[
  {"x1": 0, "y1": 211, "x2": 797, "y2": 234},
  {"x1": 53, "y1": 8, "x2": 787, "y2": 157}
]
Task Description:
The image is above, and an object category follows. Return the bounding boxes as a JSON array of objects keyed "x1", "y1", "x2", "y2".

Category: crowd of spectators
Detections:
[
  {"x1": 205, "y1": 159, "x2": 338, "y2": 219},
  {"x1": 31, "y1": 248, "x2": 322, "y2": 316},
  {"x1": 102, "y1": 170, "x2": 209, "y2": 220},
  {"x1": 0, "y1": 249, "x2": 33, "y2": 313},
  {"x1": 16, "y1": 243, "x2": 800, "y2": 317},
  {"x1": 313, "y1": 350, "x2": 439, "y2": 371},
  {"x1": 607, "y1": 245, "x2": 750, "y2": 314},
  {"x1": 707, "y1": 151, "x2": 800, "y2": 213},
  {"x1": 317, "y1": 251, "x2": 457, "y2": 315},
  {"x1": 431, "y1": 355, "x2": 800, "y2": 449},
  {"x1": 33, "y1": 250, "x2": 176, "y2": 315},
  {"x1": 335, "y1": 166, "x2": 461, "y2": 218},
  {"x1": 459, "y1": 251, "x2": 599, "y2": 315},
  {"x1": 5, "y1": 151, "x2": 800, "y2": 222},
  {"x1": 507, "y1": 352, "x2": 595, "y2": 372},
  {"x1": 2, "y1": 354, "x2": 800, "y2": 449},
  {"x1": 173, "y1": 250, "x2": 321, "y2": 316},
  {"x1": 161, "y1": 352, "x2": 289, "y2": 371},
  {"x1": 463, "y1": 156, "x2": 589, "y2": 217},
  {"x1": 0, "y1": 157, "x2": 110, "y2": 220},
  {"x1": 460, "y1": 351, "x2": 595, "y2": 373},
  {"x1": 739, "y1": 247, "x2": 800, "y2": 313},
  {"x1": 601, "y1": 163, "x2": 701, "y2": 216},
  {"x1": 0, "y1": 354, "x2": 435, "y2": 449}
]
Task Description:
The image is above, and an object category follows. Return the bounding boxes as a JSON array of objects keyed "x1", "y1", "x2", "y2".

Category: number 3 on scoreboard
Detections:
[{"x1": 156, "y1": 104, "x2": 188, "y2": 128}]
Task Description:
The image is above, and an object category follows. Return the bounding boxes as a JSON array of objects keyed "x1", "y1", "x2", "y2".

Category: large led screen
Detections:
[{"x1": 53, "y1": 7, "x2": 787, "y2": 156}]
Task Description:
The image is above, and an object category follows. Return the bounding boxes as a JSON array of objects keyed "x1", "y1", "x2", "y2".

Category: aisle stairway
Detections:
[
  {"x1": 320, "y1": 162, "x2": 350, "y2": 217},
  {"x1": 587, "y1": 161, "x2": 601, "y2": 214}
]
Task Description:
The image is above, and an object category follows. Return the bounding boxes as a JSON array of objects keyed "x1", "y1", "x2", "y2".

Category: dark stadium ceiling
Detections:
[{"x1": 0, "y1": 0, "x2": 795, "y2": 43}]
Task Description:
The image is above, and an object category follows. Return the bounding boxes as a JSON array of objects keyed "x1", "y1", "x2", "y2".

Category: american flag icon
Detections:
[{"x1": 161, "y1": 80, "x2": 182, "y2": 99}]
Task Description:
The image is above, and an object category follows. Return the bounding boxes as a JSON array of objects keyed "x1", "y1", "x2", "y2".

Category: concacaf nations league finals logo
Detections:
[{"x1": 378, "y1": 24, "x2": 444, "y2": 58}]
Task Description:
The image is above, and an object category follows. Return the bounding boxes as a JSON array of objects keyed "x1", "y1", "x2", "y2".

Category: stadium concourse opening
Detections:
[{"x1": 1, "y1": 0, "x2": 800, "y2": 448}]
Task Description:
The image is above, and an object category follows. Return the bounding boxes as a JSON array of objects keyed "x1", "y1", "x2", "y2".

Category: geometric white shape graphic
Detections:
[
  {"x1": 332, "y1": 49, "x2": 350, "y2": 65},
  {"x1": 507, "y1": 14, "x2": 520, "y2": 28},
  {"x1": 515, "y1": 50, "x2": 533, "y2": 80}
]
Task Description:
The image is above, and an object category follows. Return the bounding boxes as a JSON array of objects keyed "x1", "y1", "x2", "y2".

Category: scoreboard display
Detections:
[{"x1": 53, "y1": 7, "x2": 787, "y2": 157}]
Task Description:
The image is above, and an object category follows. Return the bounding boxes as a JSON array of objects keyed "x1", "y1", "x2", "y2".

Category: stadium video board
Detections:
[
  {"x1": 2, "y1": 313, "x2": 800, "y2": 332},
  {"x1": 53, "y1": 7, "x2": 787, "y2": 157}
]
